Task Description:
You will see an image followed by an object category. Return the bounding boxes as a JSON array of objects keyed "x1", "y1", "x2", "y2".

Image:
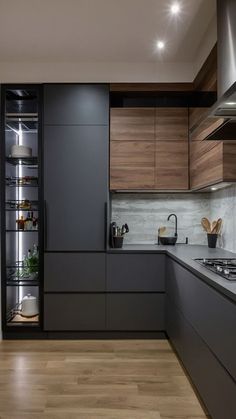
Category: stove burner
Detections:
[{"x1": 195, "y1": 258, "x2": 236, "y2": 281}]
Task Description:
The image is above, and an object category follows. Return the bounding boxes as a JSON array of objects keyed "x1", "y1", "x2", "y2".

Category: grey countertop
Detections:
[{"x1": 108, "y1": 244, "x2": 236, "y2": 303}]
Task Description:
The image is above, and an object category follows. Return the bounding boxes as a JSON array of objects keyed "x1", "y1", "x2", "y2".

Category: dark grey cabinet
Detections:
[
  {"x1": 44, "y1": 294, "x2": 106, "y2": 331},
  {"x1": 107, "y1": 254, "x2": 165, "y2": 292},
  {"x1": 166, "y1": 258, "x2": 236, "y2": 419},
  {"x1": 44, "y1": 84, "x2": 109, "y2": 125},
  {"x1": 167, "y1": 259, "x2": 236, "y2": 381},
  {"x1": 44, "y1": 253, "x2": 106, "y2": 292},
  {"x1": 44, "y1": 125, "x2": 108, "y2": 251},
  {"x1": 167, "y1": 298, "x2": 236, "y2": 419},
  {"x1": 107, "y1": 294, "x2": 165, "y2": 331}
]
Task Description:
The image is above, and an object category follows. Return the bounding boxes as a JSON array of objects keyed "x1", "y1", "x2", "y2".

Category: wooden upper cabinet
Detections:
[
  {"x1": 110, "y1": 108, "x2": 155, "y2": 190},
  {"x1": 190, "y1": 142, "x2": 236, "y2": 190},
  {"x1": 190, "y1": 141, "x2": 223, "y2": 189},
  {"x1": 110, "y1": 107, "x2": 189, "y2": 190},
  {"x1": 110, "y1": 140, "x2": 155, "y2": 189},
  {"x1": 155, "y1": 107, "x2": 189, "y2": 190},
  {"x1": 156, "y1": 141, "x2": 189, "y2": 190},
  {"x1": 189, "y1": 108, "x2": 225, "y2": 140},
  {"x1": 155, "y1": 108, "x2": 188, "y2": 142},
  {"x1": 110, "y1": 108, "x2": 155, "y2": 141}
]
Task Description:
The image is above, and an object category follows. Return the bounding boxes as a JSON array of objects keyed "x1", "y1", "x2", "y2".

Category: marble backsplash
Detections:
[
  {"x1": 210, "y1": 185, "x2": 236, "y2": 253},
  {"x1": 111, "y1": 187, "x2": 236, "y2": 252},
  {"x1": 111, "y1": 193, "x2": 211, "y2": 246}
]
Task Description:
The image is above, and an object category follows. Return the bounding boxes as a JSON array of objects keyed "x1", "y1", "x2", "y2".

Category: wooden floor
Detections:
[{"x1": 0, "y1": 339, "x2": 210, "y2": 419}]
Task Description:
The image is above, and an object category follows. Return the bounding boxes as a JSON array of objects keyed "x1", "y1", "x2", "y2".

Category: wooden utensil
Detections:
[
  {"x1": 211, "y1": 218, "x2": 222, "y2": 234},
  {"x1": 201, "y1": 217, "x2": 211, "y2": 233},
  {"x1": 211, "y1": 220, "x2": 217, "y2": 233},
  {"x1": 217, "y1": 218, "x2": 223, "y2": 233},
  {"x1": 158, "y1": 227, "x2": 166, "y2": 237}
]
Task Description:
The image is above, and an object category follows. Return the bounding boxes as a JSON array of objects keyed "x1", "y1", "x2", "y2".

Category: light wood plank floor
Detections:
[{"x1": 0, "y1": 339, "x2": 210, "y2": 419}]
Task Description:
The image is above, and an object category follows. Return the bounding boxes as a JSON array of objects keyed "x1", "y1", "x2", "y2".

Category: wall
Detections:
[
  {"x1": 111, "y1": 188, "x2": 236, "y2": 252},
  {"x1": 210, "y1": 185, "x2": 236, "y2": 253},
  {"x1": 111, "y1": 193, "x2": 210, "y2": 245},
  {"x1": 0, "y1": 61, "x2": 195, "y2": 83}
]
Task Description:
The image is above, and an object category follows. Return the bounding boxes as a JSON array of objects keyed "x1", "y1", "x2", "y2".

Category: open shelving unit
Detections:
[{"x1": 1, "y1": 85, "x2": 43, "y2": 333}]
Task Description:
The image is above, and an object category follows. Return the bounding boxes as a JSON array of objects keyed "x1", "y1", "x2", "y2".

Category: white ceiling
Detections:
[{"x1": 0, "y1": 0, "x2": 216, "y2": 63}]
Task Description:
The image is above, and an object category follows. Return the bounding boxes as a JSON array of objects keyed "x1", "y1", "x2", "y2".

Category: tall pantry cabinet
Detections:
[{"x1": 43, "y1": 84, "x2": 109, "y2": 332}]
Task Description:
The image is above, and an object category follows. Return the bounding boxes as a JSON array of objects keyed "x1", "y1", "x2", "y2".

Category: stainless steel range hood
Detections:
[{"x1": 205, "y1": 0, "x2": 236, "y2": 140}]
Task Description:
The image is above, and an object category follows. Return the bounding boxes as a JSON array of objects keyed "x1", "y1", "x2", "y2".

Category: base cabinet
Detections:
[
  {"x1": 107, "y1": 294, "x2": 165, "y2": 331},
  {"x1": 167, "y1": 298, "x2": 236, "y2": 419},
  {"x1": 44, "y1": 294, "x2": 106, "y2": 331},
  {"x1": 44, "y1": 253, "x2": 106, "y2": 292},
  {"x1": 166, "y1": 258, "x2": 236, "y2": 419},
  {"x1": 106, "y1": 253, "x2": 166, "y2": 331},
  {"x1": 107, "y1": 254, "x2": 165, "y2": 292}
]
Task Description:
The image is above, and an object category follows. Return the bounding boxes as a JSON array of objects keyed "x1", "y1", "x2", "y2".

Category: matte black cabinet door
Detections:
[
  {"x1": 107, "y1": 294, "x2": 165, "y2": 331},
  {"x1": 44, "y1": 294, "x2": 105, "y2": 331},
  {"x1": 44, "y1": 84, "x2": 109, "y2": 125},
  {"x1": 44, "y1": 253, "x2": 106, "y2": 292},
  {"x1": 44, "y1": 125, "x2": 108, "y2": 251},
  {"x1": 167, "y1": 298, "x2": 236, "y2": 419},
  {"x1": 167, "y1": 259, "x2": 236, "y2": 381},
  {"x1": 107, "y1": 254, "x2": 165, "y2": 292}
]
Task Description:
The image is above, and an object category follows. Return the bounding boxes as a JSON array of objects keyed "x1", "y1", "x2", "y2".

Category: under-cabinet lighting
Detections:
[{"x1": 225, "y1": 102, "x2": 236, "y2": 106}]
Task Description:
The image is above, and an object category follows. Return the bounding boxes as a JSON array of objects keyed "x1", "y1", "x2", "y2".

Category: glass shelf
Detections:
[
  {"x1": 6, "y1": 157, "x2": 38, "y2": 167},
  {"x1": 7, "y1": 302, "x2": 40, "y2": 326},
  {"x1": 6, "y1": 279, "x2": 39, "y2": 286},
  {"x1": 6, "y1": 229, "x2": 38, "y2": 232},
  {"x1": 6, "y1": 200, "x2": 38, "y2": 211},
  {"x1": 6, "y1": 177, "x2": 38, "y2": 187}
]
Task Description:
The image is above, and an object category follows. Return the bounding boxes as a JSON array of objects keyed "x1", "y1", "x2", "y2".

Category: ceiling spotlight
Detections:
[
  {"x1": 171, "y1": 2, "x2": 180, "y2": 15},
  {"x1": 211, "y1": 187, "x2": 217, "y2": 191},
  {"x1": 157, "y1": 40, "x2": 165, "y2": 50}
]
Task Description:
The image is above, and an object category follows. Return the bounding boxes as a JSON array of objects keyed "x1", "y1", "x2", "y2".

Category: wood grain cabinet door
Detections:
[
  {"x1": 155, "y1": 141, "x2": 189, "y2": 189},
  {"x1": 110, "y1": 108, "x2": 155, "y2": 190},
  {"x1": 110, "y1": 108, "x2": 155, "y2": 141},
  {"x1": 190, "y1": 141, "x2": 223, "y2": 189},
  {"x1": 155, "y1": 108, "x2": 188, "y2": 142},
  {"x1": 155, "y1": 108, "x2": 189, "y2": 190},
  {"x1": 110, "y1": 140, "x2": 155, "y2": 189}
]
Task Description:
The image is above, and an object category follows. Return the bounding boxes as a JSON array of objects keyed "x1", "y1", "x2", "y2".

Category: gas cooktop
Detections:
[{"x1": 195, "y1": 258, "x2": 236, "y2": 281}]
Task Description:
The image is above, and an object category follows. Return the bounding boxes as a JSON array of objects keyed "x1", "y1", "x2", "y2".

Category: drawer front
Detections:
[
  {"x1": 107, "y1": 254, "x2": 165, "y2": 292},
  {"x1": 167, "y1": 298, "x2": 236, "y2": 419},
  {"x1": 167, "y1": 259, "x2": 236, "y2": 380},
  {"x1": 44, "y1": 294, "x2": 105, "y2": 331},
  {"x1": 44, "y1": 253, "x2": 106, "y2": 292},
  {"x1": 44, "y1": 84, "x2": 109, "y2": 125},
  {"x1": 107, "y1": 294, "x2": 165, "y2": 331}
]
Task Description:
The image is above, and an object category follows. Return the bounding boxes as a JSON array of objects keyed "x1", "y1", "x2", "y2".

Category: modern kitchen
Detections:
[{"x1": 0, "y1": 0, "x2": 236, "y2": 418}]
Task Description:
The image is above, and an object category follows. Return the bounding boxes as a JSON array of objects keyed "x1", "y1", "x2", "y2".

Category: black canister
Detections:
[
  {"x1": 207, "y1": 233, "x2": 218, "y2": 248},
  {"x1": 112, "y1": 236, "x2": 124, "y2": 248}
]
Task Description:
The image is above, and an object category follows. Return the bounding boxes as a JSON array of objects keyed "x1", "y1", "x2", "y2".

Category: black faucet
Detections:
[{"x1": 167, "y1": 213, "x2": 178, "y2": 238}]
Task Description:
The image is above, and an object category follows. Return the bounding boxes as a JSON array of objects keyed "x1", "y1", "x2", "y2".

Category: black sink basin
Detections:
[{"x1": 159, "y1": 236, "x2": 177, "y2": 245}]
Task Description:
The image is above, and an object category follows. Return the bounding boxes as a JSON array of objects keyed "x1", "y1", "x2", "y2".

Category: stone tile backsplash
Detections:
[
  {"x1": 111, "y1": 187, "x2": 236, "y2": 252},
  {"x1": 111, "y1": 193, "x2": 211, "y2": 246},
  {"x1": 210, "y1": 185, "x2": 236, "y2": 253}
]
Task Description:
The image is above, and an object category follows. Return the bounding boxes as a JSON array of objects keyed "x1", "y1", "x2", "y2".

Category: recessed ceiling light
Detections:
[
  {"x1": 157, "y1": 40, "x2": 165, "y2": 50},
  {"x1": 225, "y1": 101, "x2": 236, "y2": 106},
  {"x1": 211, "y1": 187, "x2": 217, "y2": 191},
  {"x1": 171, "y1": 2, "x2": 181, "y2": 15}
]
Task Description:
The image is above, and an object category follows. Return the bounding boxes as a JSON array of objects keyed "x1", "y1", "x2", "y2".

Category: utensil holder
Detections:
[
  {"x1": 112, "y1": 236, "x2": 124, "y2": 248},
  {"x1": 207, "y1": 233, "x2": 218, "y2": 248}
]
